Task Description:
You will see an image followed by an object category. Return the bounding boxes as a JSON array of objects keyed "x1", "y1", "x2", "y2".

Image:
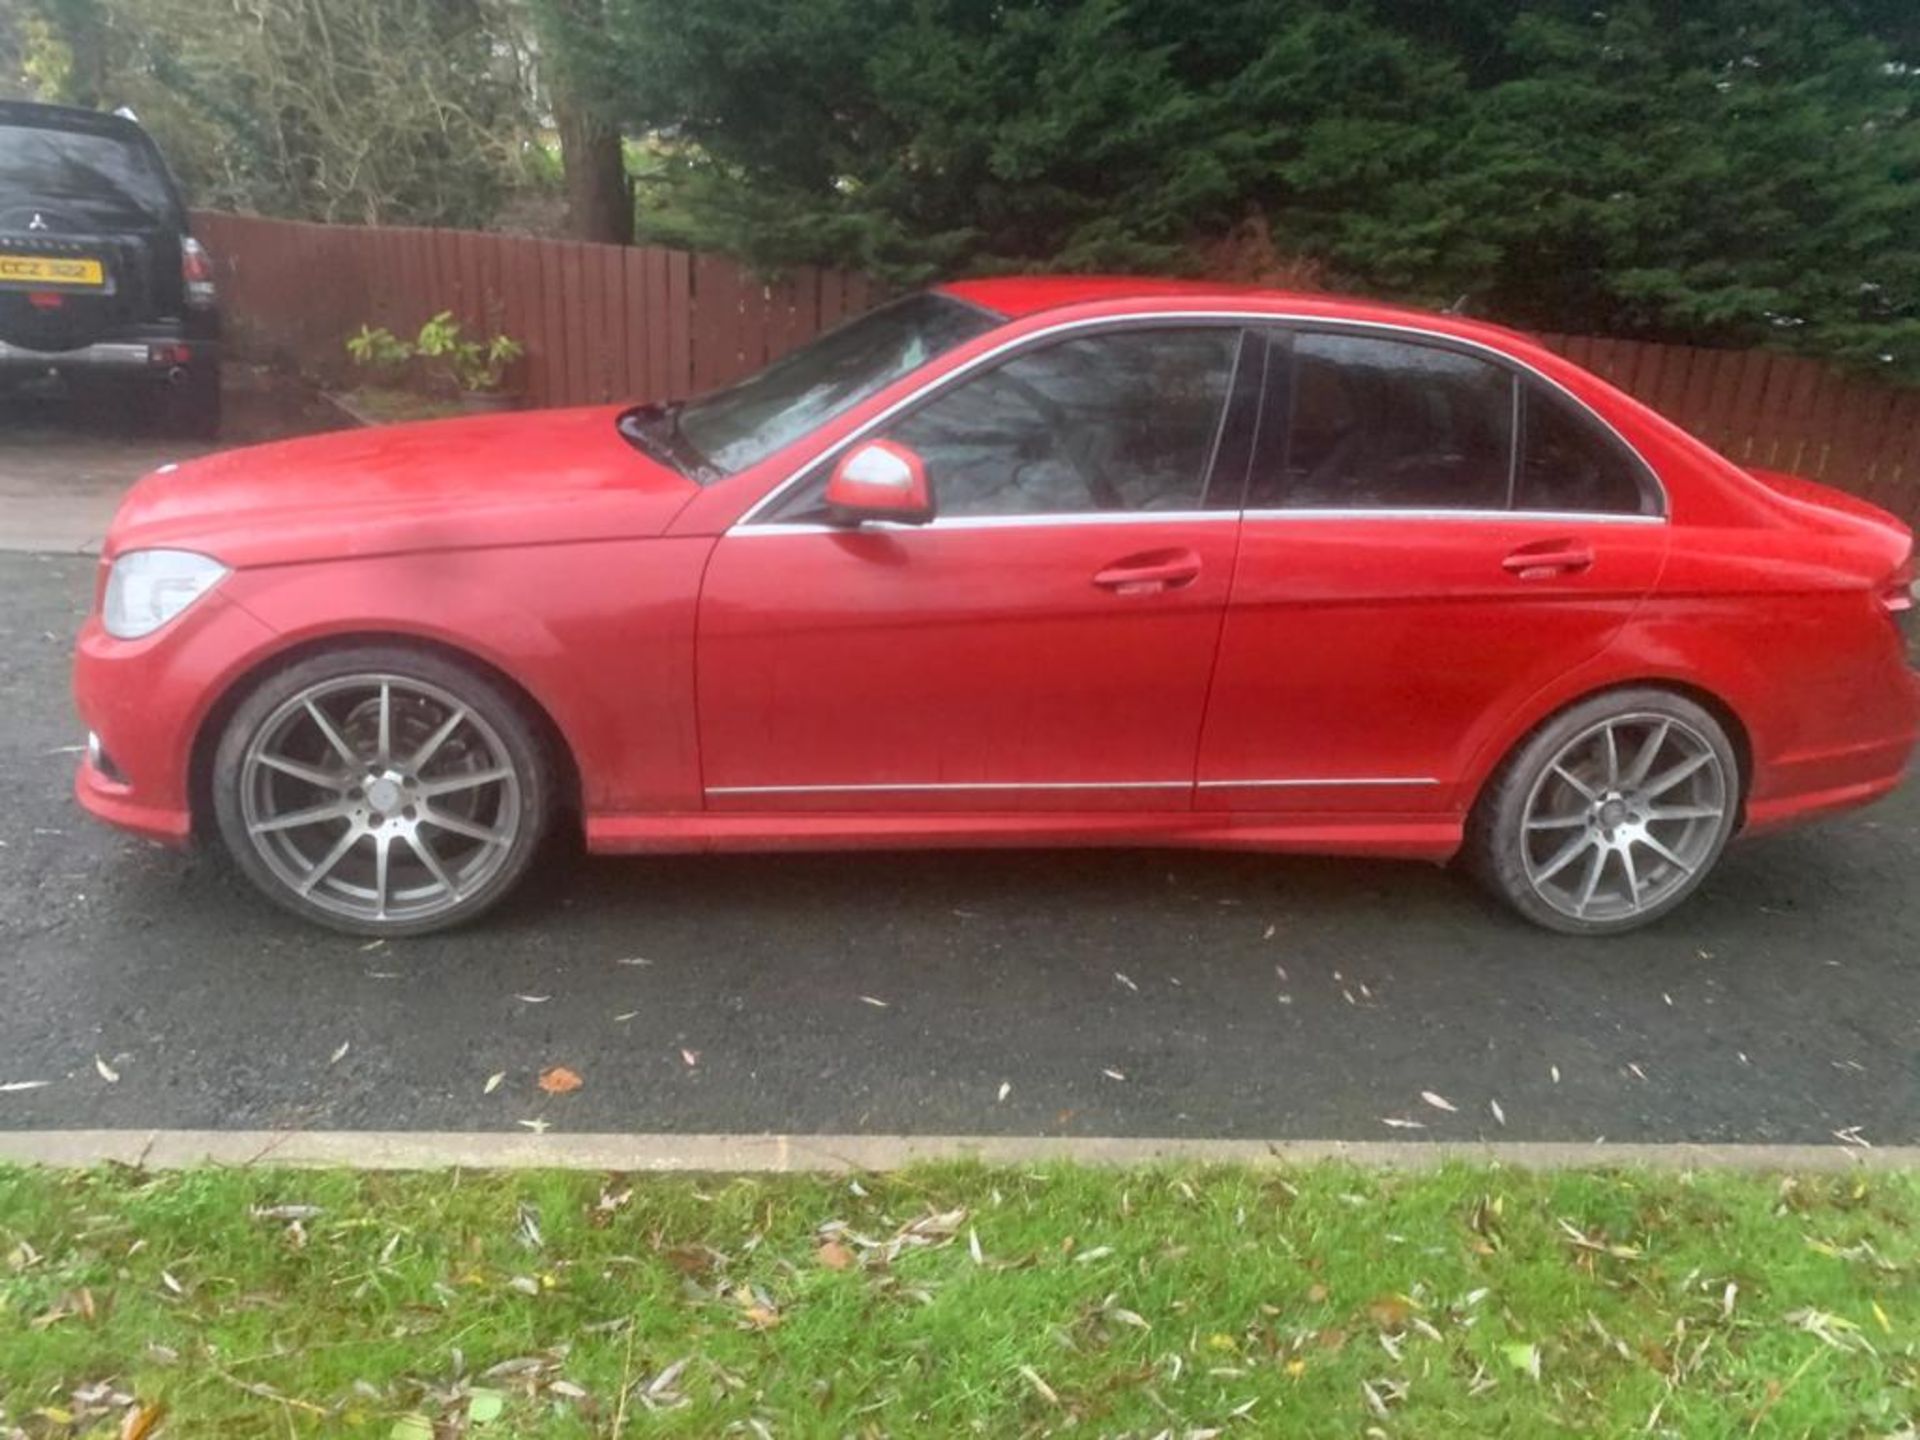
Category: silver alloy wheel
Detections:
[
  {"x1": 237, "y1": 673, "x2": 523, "y2": 927},
  {"x1": 1519, "y1": 711, "x2": 1730, "y2": 923}
]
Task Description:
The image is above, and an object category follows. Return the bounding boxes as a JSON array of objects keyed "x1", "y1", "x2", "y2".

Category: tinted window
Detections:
[
  {"x1": 1269, "y1": 333, "x2": 1514, "y2": 510},
  {"x1": 1516, "y1": 383, "x2": 1653, "y2": 515},
  {"x1": 0, "y1": 123, "x2": 178, "y2": 226},
  {"x1": 885, "y1": 327, "x2": 1242, "y2": 517},
  {"x1": 675, "y1": 293, "x2": 1000, "y2": 476}
]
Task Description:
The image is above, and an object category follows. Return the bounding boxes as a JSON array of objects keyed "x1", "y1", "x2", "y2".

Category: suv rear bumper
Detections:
[{"x1": 0, "y1": 327, "x2": 218, "y2": 374}]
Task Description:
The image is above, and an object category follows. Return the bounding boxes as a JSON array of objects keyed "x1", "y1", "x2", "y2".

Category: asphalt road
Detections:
[{"x1": 1, "y1": 412, "x2": 1916, "y2": 1147}]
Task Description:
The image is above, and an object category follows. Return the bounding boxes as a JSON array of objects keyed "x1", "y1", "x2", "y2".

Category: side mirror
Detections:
[{"x1": 823, "y1": 440, "x2": 933, "y2": 525}]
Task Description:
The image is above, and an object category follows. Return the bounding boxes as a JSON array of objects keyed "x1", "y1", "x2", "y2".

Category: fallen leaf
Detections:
[
  {"x1": 680, "y1": 1049, "x2": 699, "y2": 1068},
  {"x1": 1489, "y1": 1099, "x2": 1507, "y2": 1127},
  {"x1": 997, "y1": 1081, "x2": 1011, "y2": 1103},
  {"x1": 1550, "y1": 1065, "x2": 1561, "y2": 1084},
  {"x1": 1501, "y1": 1341, "x2": 1542, "y2": 1380},
  {"x1": 741, "y1": 1303, "x2": 781, "y2": 1330},
  {"x1": 1114, "y1": 972, "x2": 1138, "y2": 992},
  {"x1": 1380, "y1": 1117, "x2": 1426, "y2": 1130},
  {"x1": 1420, "y1": 1090, "x2": 1457, "y2": 1113},
  {"x1": 0, "y1": 1080, "x2": 51, "y2": 1093},
  {"x1": 329, "y1": 1041, "x2": 350, "y2": 1065},
  {"x1": 517, "y1": 1119, "x2": 551, "y2": 1135},
  {"x1": 360, "y1": 939, "x2": 386, "y2": 953},
  {"x1": 467, "y1": 1390, "x2": 505, "y2": 1425},
  {"x1": 1102, "y1": 1068, "x2": 1126, "y2": 1082},
  {"x1": 515, "y1": 994, "x2": 551, "y2": 1004},
  {"x1": 95, "y1": 1055, "x2": 120, "y2": 1084},
  {"x1": 252, "y1": 1205, "x2": 323, "y2": 1221},
  {"x1": 969, "y1": 1227, "x2": 984, "y2": 1265},
  {"x1": 484, "y1": 1072, "x2": 505, "y2": 1094},
  {"x1": 613, "y1": 1011, "x2": 638, "y2": 1022},
  {"x1": 538, "y1": 1066, "x2": 583, "y2": 1096},
  {"x1": 1366, "y1": 1295, "x2": 1412, "y2": 1329},
  {"x1": 1017, "y1": 1365, "x2": 1060, "y2": 1406},
  {"x1": 120, "y1": 1402, "x2": 164, "y2": 1440},
  {"x1": 548, "y1": 1380, "x2": 588, "y2": 1400},
  {"x1": 858, "y1": 995, "x2": 889, "y2": 1008},
  {"x1": 615, "y1": 956, "x2": 652, "y2": 967},
  {"x1": 817, "y1": 1240, "x2": 855, "y2": 1270},
  {"x1": 390, "y1": 1416, "x2": 434, "y2": 1440}
]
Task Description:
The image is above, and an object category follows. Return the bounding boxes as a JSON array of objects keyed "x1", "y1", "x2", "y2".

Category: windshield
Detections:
[
  {"x1": 0, "y1": 123, "x2": 179, "y2": 227},
  {"x1": 675, "y1": 293, "x2": 1001, "y2": 476}
]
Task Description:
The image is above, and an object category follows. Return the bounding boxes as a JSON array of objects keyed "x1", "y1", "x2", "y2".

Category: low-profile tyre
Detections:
[
  {"x1": 1469, "y1": 688, "x2": 1740, "y2": 936},
  {"x1": 212, "y1": 645, "x2": 553, "y2": 937}
]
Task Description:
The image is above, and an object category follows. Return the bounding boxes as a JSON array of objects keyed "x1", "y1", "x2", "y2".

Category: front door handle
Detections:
[
  {"x1": 1502, "y1": 541, "x2": 1594, "y2": 580},
  {"x1": 1093, "y1": 547, "x2": 1202, "y2": 595}
]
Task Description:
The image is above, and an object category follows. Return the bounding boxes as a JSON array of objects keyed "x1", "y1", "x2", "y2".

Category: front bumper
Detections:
[{"x1": 72, "y1": 587, "x2": 277, "y2": 847}]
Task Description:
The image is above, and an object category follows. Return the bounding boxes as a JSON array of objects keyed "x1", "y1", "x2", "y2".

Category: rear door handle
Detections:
[
  {"x1": 1093, "y1": 547, "x2": 1202, "y2": 595},
  {"x1": 1502, "y1": 542, "x2": 1594, "y2": 580}
]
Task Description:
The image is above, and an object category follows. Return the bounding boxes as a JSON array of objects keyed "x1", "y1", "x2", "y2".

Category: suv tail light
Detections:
[{"x1": 181, "y1": 237, "x2": 216, "y2": 309}]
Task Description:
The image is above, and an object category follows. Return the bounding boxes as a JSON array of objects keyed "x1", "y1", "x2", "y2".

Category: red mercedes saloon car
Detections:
[{"x1": 74, "y1": 278, "x2": 1918, "y2": 937}]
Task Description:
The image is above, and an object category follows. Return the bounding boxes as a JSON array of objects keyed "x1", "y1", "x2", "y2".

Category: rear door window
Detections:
[{"x1": 1256, "y1": 331, "x2": 1515, "y2": 511}]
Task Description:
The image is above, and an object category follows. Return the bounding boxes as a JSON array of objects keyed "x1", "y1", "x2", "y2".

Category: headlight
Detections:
[{"x1": 102, "y1": 549, "x2": 228, "y2": 639}]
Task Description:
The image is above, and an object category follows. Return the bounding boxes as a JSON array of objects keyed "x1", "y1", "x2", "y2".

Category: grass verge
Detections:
[{"x1": 2, "y1": 1161, "x2": 1915, "y2": 1436}]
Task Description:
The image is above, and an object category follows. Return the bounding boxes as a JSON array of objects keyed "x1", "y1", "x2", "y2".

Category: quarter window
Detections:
[
  {"x1": 1516, "y1": 383, "x2": 1654, "y2": 515},
  {"x1": 1263, "y1": 333, "x2": 1515, "y2": 511}
]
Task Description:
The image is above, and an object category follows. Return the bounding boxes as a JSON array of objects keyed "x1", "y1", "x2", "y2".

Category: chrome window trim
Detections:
[
  {"x1": 1240, "y1": 507, "x2": 1665, "y2": 527},
  {"x1": 730, "y1": 506, "x2": 1660, "y2": 539},
  {"x1": 733, "y1": 309, "x2": 1670, "y2": 529},
  {"x1": 729, "y1": 510, "x2": 1241, "y2": 538}
]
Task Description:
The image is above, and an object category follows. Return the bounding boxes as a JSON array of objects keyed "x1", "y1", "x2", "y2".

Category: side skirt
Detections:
[{"x1": 585, "y1": 810, "x2": 1463, "y2": 862}]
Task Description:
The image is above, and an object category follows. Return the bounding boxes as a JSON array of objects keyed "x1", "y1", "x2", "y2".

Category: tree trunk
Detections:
[{"x1": 557, "y1": 99, "x2": 631, "y2": 245}]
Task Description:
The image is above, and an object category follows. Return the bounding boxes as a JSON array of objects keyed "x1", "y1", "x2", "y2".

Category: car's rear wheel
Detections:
[
  {"x1": 212, "y1": 646, "x2": 552, "y2": 936},
  {"x1": 1469, "y1": 688, "x2": 1739, "y2": 935}
]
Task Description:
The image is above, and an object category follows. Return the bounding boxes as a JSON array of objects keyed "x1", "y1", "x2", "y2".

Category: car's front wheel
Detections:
[
  {"x1": 212, "y1": 645, "x2": 552, "y2": 936},
  {"x1": 1470, "y1": 688, "x2": 1740, "y2": 935}
]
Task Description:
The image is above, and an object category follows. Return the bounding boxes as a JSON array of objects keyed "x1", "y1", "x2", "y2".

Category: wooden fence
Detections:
[
  {"x1": 192, "y1": 210, "x2": 879, "y2": 412},
  {"x1": 192, "y1": 211, "x2": 1920, "y2": 525}
]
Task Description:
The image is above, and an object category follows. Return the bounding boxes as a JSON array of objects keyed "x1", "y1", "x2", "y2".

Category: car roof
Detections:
[{"x1": 937, "y1": 274, "x2": 1536, "y2": 353}]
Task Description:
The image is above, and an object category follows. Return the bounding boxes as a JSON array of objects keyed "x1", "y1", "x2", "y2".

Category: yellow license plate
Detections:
[{"x1": 0, "y1": 255, "x2": 105, "y2": 287}]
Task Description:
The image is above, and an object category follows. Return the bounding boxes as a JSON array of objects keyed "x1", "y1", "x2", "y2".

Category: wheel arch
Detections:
[
  {"x1": 187, "y1": 631, "x2": 584, "y2": 841},
  {"x1": 1465, "y1": 677, "x2": 1753, "y2": 828}
]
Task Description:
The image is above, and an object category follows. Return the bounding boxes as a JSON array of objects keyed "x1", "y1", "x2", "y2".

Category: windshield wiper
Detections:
[{"x1": 616, "y1": 401, "x2": 718, "y2": 483}]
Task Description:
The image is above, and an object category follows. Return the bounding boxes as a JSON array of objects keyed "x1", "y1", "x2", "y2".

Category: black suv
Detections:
[{"x1": 0, "y1": 101, "x2": 219, "y2": 436}]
